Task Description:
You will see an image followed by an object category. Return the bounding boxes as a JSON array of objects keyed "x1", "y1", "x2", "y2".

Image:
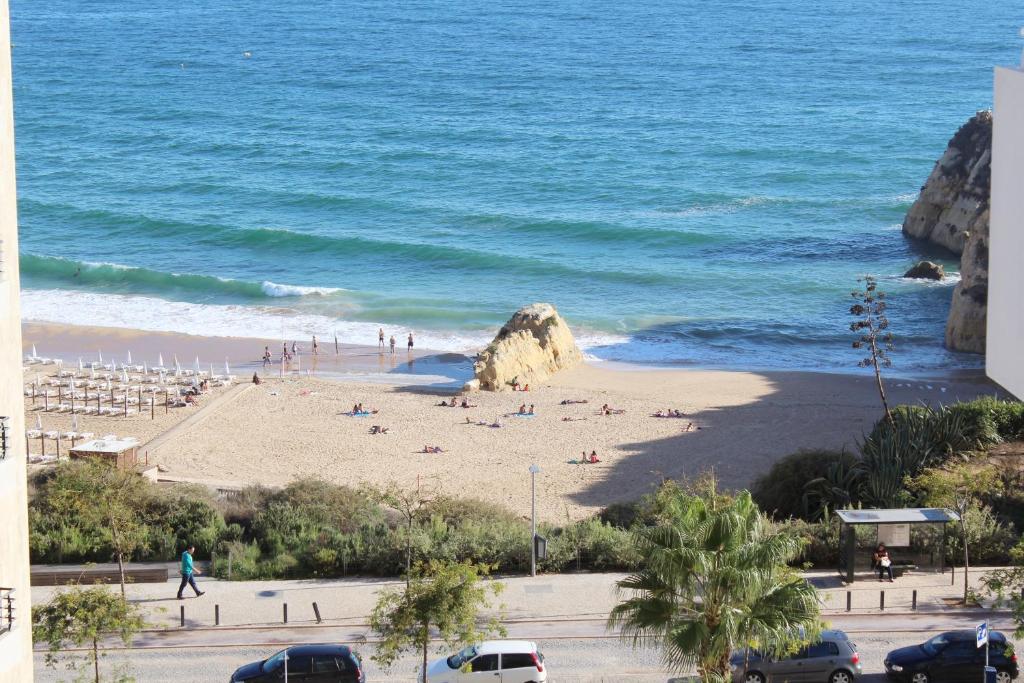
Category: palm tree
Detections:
[{"x1": 608, "y1": 486, "x2": 821, "y2": 682}]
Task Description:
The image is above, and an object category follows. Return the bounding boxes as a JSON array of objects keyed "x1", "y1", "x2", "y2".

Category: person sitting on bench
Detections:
[{"x1": 873, "y1": 543, "x2": 894, "y2": 582}]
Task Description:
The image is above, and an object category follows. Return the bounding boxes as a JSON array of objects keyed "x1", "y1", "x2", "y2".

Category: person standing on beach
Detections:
[
  {"x1": 312, "y1": 335, "x2": 318, "y2": 356},
  {"x1": 378, "y1": 328, "x2": 385, "y2": 349},
  {"x1": 262, "y1": 346, "x2": 271, "y2": 368},
  {"x1": 176, "y1": 544, "x2": 205, "y2": 599},
  {"x1": 389, "y1": 335, "x2": 396, "y2": 355},
  {"x1": 291, "y1": 341, "x2": 297, "y2": 355},
  {"x1": 407, "y1": 332, "x2": 414, "y2": 352}
]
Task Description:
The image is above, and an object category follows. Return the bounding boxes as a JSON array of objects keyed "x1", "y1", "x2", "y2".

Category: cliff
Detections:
[
  {"x1": 902, "y1": 110, "x2": 991, "y2": 353},
  {"x1": 470, "y1": 303, "x2": 582, "y2": 391}
]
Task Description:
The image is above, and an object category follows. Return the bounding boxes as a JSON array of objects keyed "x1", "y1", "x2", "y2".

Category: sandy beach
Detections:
[{"x1": 22, "y1": 322, "x2": 1003, "y2": 522}]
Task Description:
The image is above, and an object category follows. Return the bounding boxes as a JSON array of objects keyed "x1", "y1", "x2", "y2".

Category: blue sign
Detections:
[{"x1": 977, "y1": 623, "x2": 988, "y2": 649}]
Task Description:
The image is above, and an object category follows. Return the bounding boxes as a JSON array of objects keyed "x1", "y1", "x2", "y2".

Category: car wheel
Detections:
[
  {"x1": 911, "y1": 672, "x2": 929, "y2": 683},
  {"x1": 831, "y1": 670, "x2": 853, "y2": 683},
  {"x1": 996, "y1": 671, "x2": 1013, "y2": 683},
  {"x1": 745, "y1": 671, "x2": 766, "y2": 683}
]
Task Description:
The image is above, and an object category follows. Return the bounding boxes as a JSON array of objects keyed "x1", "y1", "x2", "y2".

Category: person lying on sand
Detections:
[
  {"x1": 422, "y1": 445, "x2": 444, "y2": 453},
  {"x1": 600, "y1": 404, "x2": 625, "y2": 415},
  {"x1": 369, "y1": 425, "x2": 389, "y2": 435},
  {"x1": 460, "y1": 398, "x2": 478, "y2": 408},
  {"x1": 560, "y1": 399, "x2": 588, "y2": 405},
  {"x1": 437, "y1": 400, "x2": 451, "y2": 407},
  {"x1": 561, "y1": 416, "x2": 587, "y2": 422},
  {"x1": 184, "y1": 393, "x2": 198, "y2": 406}
]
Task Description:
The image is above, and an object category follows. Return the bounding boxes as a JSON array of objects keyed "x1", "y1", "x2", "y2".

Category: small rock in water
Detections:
[{"x1": 903, "y1": 261, "x2": 945, "y2": 280}]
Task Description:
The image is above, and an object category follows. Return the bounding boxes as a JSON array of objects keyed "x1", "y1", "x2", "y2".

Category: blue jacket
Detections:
[{"x1": 180, "y1": 550, "x2": 194, "y2": 576}]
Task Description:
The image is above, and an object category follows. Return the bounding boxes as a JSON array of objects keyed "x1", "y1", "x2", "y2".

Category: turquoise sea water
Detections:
[{"x1": 10, "y1": 1, "x2": 1019, "y2": 370}]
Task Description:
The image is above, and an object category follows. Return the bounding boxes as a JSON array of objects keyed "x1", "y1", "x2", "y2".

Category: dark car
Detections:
[
  {"x1": 230, "y1": 644, "x2": 365, "y2": 683},
  {"x1": 885, "y1": 631, "x2": 1018, "y2": 683},
  {"x1": 730, "y1": 629, "x2": 862, "y2": 683}
]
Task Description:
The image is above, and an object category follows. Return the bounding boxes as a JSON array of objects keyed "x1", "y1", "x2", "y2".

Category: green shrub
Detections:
[{"x1": 751, "y1": 450, "x2": 857, "y2": 520}]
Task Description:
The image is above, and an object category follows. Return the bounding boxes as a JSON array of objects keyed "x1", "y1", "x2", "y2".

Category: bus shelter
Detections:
[{"x1": 835, "y1": 508, "x2": 959, "y2": 583}]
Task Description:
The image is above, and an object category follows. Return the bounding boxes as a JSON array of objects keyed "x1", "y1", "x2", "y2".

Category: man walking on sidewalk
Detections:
[{"x1": 177, "y1": 544, "x2": 205, "y2": 599}]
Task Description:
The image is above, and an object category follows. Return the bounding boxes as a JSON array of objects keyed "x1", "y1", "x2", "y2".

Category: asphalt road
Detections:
[{"x1": 33, "y1": 612, "x2": 1016, "y2": 683}]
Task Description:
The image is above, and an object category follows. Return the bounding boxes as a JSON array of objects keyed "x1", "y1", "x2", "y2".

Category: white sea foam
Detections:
[
  {"x1": 260, "y1": 281, "x2": 344, "y2": 297},
  {"x1": 20, "y1": 289, "x2": 627, "y2": 356}
]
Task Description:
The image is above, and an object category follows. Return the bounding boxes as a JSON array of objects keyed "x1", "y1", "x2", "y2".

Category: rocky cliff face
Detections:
[
  {"x1": 902, "y1": 110, "x2": 991, "y2": 354},
  {"x1": 470, "y1": 303, "x2": 582, "y2": 391}
]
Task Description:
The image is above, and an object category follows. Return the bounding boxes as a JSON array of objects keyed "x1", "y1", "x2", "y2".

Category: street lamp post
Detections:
[{"x1": 529, "y1": 464, "x2": 540, "y2": 577}]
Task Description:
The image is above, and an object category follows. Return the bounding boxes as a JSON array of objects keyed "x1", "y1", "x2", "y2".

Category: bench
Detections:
[{"x1": 31, "y1": 565, "x2": 168, "y2": 586}]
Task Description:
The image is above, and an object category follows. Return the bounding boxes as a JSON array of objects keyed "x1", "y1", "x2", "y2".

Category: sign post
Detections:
[
  {"x1": 529, "y1": 464, "x2": 540, "y2": 577},
  {"x1": 977, "y1": 622, "x2": 989, "y2": 683}
]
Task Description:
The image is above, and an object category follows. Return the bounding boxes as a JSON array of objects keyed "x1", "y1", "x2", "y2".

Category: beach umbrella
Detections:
[
  {"x1": 127, "y1": 351, "x2": 132, "y2": 365},
  {"x1": 35, "y1": 415, "x2": 41, "y2": 431},
  {"x1": 90, "y1": 366, "x2": 96, "y2": 380},
  {"x1": 35, "y1": 374, "x2": 41, "y2": 387},
  {"x1": 225, "y1": 359, "x2": 230, "y2": 375},
  {"x1": 121, "y1": 368, "x2": 129, "y2": 384},
  {"x1": 209, "y1": 363, "x2": 215, "y2": 379},
  {"x1": 31, "y1": 344, "x2": 37, "y2": 358},
  {"x1": 78, "y1": 357, "x2": 84, "y2": 372},
  {"x1": 159, "y1": 353, "x2": 164, "y2": 367},
  {"x1": 143, "y1": 361, "x2": 149, "y2": 374},
  {"x1": 72, "y1": 414, "x2": 79, "y2": 431},
  {"x1": 194, "y1": 356, "x2": 201, "y2": 373},
  {"x1": 98, "y1": 350, "x2": 102, "y2": 363}
]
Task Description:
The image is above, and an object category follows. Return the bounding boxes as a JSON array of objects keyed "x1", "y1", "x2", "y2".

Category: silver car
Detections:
[{"x1": 731, "y1": 630, "x2": 863, "y2": 683}]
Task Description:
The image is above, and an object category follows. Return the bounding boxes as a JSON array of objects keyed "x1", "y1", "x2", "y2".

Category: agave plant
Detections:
[{"x1": 802, "y1": 456, "x2": 862, "y2": 520}]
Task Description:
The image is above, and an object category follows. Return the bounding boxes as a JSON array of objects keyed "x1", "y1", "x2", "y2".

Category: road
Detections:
[{"x1": 34, "y1": 611, "x2": 1015, "y2": 682}]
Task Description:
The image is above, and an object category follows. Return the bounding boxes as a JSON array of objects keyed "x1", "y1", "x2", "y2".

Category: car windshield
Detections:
[
  {"x1": 447, "y1": 646, "x2": 478, "y2": 669},
  {"x1": 263, "y1": 650, "x2": 287, "y2": 672},
  {"x1": 922, "y1": 634, "x2": 952, "y2": 656}
]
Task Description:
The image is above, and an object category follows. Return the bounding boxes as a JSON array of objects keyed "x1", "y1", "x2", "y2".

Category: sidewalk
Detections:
[{"x1": 31, "y1": 566, "x2": 1009, "y2": 632}]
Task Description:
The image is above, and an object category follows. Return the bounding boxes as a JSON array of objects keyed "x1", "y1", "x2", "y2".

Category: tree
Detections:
[
  {"x1": 370, "y1": 560, "x2": 505, "y2": 678},
  {"x1": 608, "y1": 483, "x2": 821, "y2": 682},
  {"x1": 33, "y1": 585, "x2": 145, "y2": 683},
  {"x1": 849, "y1": 276, "x2": 895, "y2": 425},
  {"x1": 910, "y1": 463, "x2": 1003, "y2": 604},
  {"x1": 367, "y1": 482, "x2": 435, "y2": 588},
  {"x1": 45, "y1": 459, "x2": 148, "y2": 598}
]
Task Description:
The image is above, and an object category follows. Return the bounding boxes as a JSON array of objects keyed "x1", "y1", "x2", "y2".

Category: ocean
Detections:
[{"x1": 10, "y1": 1, "x2": 1019, "y2": 371}]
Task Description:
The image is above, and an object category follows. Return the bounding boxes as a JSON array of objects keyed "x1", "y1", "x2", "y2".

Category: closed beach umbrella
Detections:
[
  {"x1": 194, "y1": 356, "x2": 201, "y2": 373},
  {"x1": 127, "y1": 351, "x2": 132, "y2": 365},
  {"x1": 90, "y1": 366, "x2": 96, "y2": 380},
  {"x1": 159, "y1": 353, "x2": 164, "y2": 367},
  {"x1": 78, "y1": 357, "x2": 84, "y2": 372},
  {"x1": 143, "y1": 361, "x2": 148, "y2": 374},
  {"x1": 98, "y1": 350, "x2": 102, "y2": 363},
  {"x1": 210, "y1": 363, "x2": 215, "y2": 378},
  {"x1": 31, "y1": 344, "x2": 37, "y2": 358},
  {"x1": 225, "y1": 359, "x2": 230, "y2": 375},
  {"x1": 122, "y1": 369, "x2": 129, "y2": 384}
]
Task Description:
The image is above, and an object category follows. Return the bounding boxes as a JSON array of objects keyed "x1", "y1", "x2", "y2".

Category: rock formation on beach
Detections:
[
  {"x1": 469, "y1": 303, "x2": 582, "y2": 391},
  {"x1": 903, "y1": 260, "x2": 944, "y2": 281},
  {"x1": 902, "y1": 110, "x2": 991, "y2": 353}
]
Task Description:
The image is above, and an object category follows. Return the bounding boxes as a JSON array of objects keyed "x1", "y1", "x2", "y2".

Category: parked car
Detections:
[
  {"x1": 730, "y1": 629, "x2": 862, "y2": 683},
  {"x1": 423, "y1": 640, "x2": 546, "y2": 683},
  {"x1": 885, "y1": 630, "x2": 1018, "y2": 683},
  {"x1": 229, "y1": 644, "x2": 365, "y2": 682}
]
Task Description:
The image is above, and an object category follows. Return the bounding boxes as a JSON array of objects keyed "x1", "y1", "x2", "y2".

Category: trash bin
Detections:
[{"x1": 985, "y1": 666, "x2": 997, "y2": 683}]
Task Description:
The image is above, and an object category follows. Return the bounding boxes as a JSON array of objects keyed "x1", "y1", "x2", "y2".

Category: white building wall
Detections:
[
  {"x1": 0, "y1": 0, "x2": 34, "y2": 679},
  {"x1": 989, "y1": 66, "x2": 1024, "y2": 400}
]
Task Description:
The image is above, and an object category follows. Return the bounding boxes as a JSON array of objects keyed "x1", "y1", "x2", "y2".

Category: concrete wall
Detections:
[
  {"x1": 0, "y1": 0, "x2": 34, "y2": 679},
  {"x1": 988, "y1": 66, "x2": 1024, "y2": 400}
]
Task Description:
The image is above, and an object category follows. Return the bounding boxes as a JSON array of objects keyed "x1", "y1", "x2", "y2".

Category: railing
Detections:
[{"x1": 0, "y1": 587, "x2": 14, "y2": 635}]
